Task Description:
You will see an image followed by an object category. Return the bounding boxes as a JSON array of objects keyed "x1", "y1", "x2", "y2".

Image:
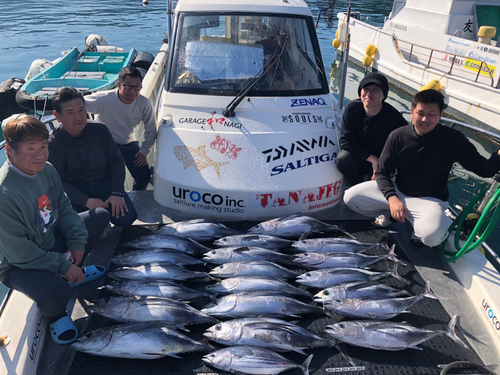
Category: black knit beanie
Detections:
[{"x1": 358, "y1": 72, "x2": 389, "y2": 99}]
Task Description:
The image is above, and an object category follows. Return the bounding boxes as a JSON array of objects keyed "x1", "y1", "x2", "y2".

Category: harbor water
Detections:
[{"x1": 0, "y1": 0, "x2": 498, "y2": 303}]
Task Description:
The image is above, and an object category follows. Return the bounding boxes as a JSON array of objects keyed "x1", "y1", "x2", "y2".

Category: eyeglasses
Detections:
[
  {"x1": 362, "y1": 117, "x2": 370, "y2": 135},
  {"x1": 122, "y1": 84, "x2": 142, "y2": 91}
]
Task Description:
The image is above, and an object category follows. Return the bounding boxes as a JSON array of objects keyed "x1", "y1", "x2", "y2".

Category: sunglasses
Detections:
[{"x1": 362, "y1": 117, "x2": 370, "y2": 135}]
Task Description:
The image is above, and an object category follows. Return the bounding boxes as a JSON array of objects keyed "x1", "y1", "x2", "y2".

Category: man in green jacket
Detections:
[{"x1": 0, "y1": 116, "x2": 109, "y2": 344}]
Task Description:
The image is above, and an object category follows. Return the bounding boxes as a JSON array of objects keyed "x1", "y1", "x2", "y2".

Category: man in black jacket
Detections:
[
  {"x1": 336, "y1": 72, "x2": 408, "y2": 188},
  {"x1": 49, "y1": 87, "x2": 137, "y2": 227},
  {"x1": 344, "y1": 89, "x2": 500, "y2": 246}
]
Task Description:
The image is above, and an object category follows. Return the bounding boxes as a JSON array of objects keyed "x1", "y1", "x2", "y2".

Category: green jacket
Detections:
[{"x1": 0, "y1": 161, "x2": 88, "y2": 282}]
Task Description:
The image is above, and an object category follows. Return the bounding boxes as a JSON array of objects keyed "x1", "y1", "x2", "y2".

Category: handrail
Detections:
[{"x1": 393, "y1": 37, "x2": 497, "y2": 88}]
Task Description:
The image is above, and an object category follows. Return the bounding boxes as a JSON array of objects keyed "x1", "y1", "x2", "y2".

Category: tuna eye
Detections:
[
  {"x1": 339, "y1": 323, "x2": 345, "y2": 329},
  {"x1": 323, "y1": 291, "x2": 330, "y2": 296},
  {"x1": 305, "y1": 273, "x2": 311, "y2": 277},
  {"x1": 210, "y1": 250, "x2": 216, "y2": 254},
  {"x1": 335, "y1": 299, "x2": 341, "y2": 303},
  {"x1": 216, "y1": 324, "x2": 222, "y2": 331}
]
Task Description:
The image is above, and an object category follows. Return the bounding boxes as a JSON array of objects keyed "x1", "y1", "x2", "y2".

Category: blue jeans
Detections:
[
  {"x1": 2, "y1": 208, "x2": 109, "y2": 317},
  {"x1": 118, "y1": 141, "x2": 151, "y2": 190},
  {"x1": 72, "y1": 177, "x2": 137, "y2": 227}
]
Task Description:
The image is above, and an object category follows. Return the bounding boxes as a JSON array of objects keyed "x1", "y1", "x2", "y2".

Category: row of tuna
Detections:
[{"x1": 71, "y1": 214, "x2": 468, "y2": 375}]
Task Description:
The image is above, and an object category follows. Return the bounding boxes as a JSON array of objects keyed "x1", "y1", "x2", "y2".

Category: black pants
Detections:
[
  {"x1": 336, "y1": 149, "x2": 374, "y2": 187},
  {"x1": 2, "y1": 208, "x2": 109, "y2": 317}
]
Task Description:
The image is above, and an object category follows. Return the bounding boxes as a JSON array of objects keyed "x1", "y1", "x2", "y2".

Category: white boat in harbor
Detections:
[
  {"x1": 336, "y1": 0, "x2": 500, "y2": 134},
  {"x1": 1, "y1": 0, "x2": 500, "y2": 374}
]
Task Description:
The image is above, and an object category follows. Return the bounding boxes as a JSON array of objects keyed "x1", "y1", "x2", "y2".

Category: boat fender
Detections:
[
  {"x1": 93, "y1": 45, "x2": 125, "y2": 53},
  {"x1": 477, "y1": 26, "x2": 496, "y2": 45},
  {"x1": 419, "y1": 79, "x2": 441, "y2": 92},
  {"x1": 133, "y1": 51, "x2": 155, "y2": 71},
  {"x1": 362, "y1": 45, "x2": 377, "y2": 67},
  {"x1": 332, "y1": 21, "x2": 348, "y2": 49},
  {"x1": 85, "y1": 34, "x2": 108, "y2": 51},
  {"x1": 0, "y1": 78, "x2": 27, "y2": 122},
  {"x1": 24, "y1": 59, "x2": 52, "y2": 82}
]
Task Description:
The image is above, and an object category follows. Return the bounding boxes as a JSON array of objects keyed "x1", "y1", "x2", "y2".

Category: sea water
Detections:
[{"x1": 0, "y1": 0, "x2": 498, "y2": 302}]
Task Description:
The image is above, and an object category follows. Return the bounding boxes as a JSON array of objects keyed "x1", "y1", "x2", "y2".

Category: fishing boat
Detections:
[
  {"x1": 335, "y1": 0, "x2": 500, "y2": 134},
  {"x1": 1, "y1": 0, "x2": 500, "y2": 374},
  {"x1": 14, "y1": 42, "x2": 137, "y2": 112}
]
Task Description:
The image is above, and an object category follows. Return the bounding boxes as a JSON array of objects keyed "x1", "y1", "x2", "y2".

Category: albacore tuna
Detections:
[
  {"x1": 204, "y1": 317, "x2": 334, "y2": 354},
  {"x1": 293, "y1": 245, "x2": 404, "y2": 269},
  {"x1": 127, "y1": 233, "x2": 210, "y2": 253},
  {"x1": 111, "y1": 248, "x2": 204, "y2": 267},
  {"x1": 201, "y1": 291, "x2": 327, "y2": 319},
  {"x1": 247, "y1": 213, "x2": 354, "y2": 239},
  {"x1": 203, "y1": 246, "x2": 291, "y2": 265},
  {"x1": 314, "y1": 281, "x2": 410, "y2": 301},
  {"x1": 106, "y1": 280, "x2": 212, "y2": 300},
  {"x1": 72, "y1": 322, "x2": 211, "y2": 359},
  {"x1": 202, "y1": 346, "x2": 313, "y2": 375},
  {"x1": 155, "y1": 218, "x2": 240, "y2": 241},
  {"x1": 107, "y1": 263, "x2": 208, "y2": 282},
  {"x1": 325, "y1": 315, "x2": 468, "y2": 350},
  {"x1": 209, "y1": 261, "x2": 298, "y2": 279},
  {"x1": 206, "y1": 276, "x2": 311, "y2": 298},
  {"x1": 214, "y1": 234, "x2": 293, "y2": 249},
  {"x1": 292, "y1": 237, "x2": 387, "y2": 253},
  {"x1": 90, "y1": 296, "x2": 218, "y2": 325},
  {"x1": 322, "y1": 282, "x2": 439, "y2": 319},
  {"x1": 296, "y1": 263, "x2": 407, "y2": 288}
]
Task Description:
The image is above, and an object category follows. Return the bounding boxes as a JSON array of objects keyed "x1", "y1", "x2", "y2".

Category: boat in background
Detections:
[
  {"x1": 336, "y1": 0, "x2": 500, "y2": 134},
  {"x1": 14, "y1": 35, "x2": 137, "y2": 113}
]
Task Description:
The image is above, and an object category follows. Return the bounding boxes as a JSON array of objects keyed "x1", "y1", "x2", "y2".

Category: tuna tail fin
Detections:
[
  {"x1": 335, "y1": 342, "x2": 357, "y2": 367},
  {"x1": 422, "y1": 281, "x2": 441, "y2": 300},
  {"x1": 301, "y1": 354, "x2": 314, "y2": 375},
  {"x1": 390, "y1": 263, "x2": 410, "y2": 285},
  {"x1": 386, "y1": 244, "x2": 407, "y2": 267},
  {"x1": 446, "y1": 315, "x2": 469, "y2": 349}
]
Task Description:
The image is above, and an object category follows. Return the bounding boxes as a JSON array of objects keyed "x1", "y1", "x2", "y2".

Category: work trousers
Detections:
[
  {"x1": 118, "y1": 141, "x2": 151, "y2": 191},
  {"x1": 336, "y1": 149, "x2": 374, "y2": 187},
  {"x1": 72, "y1": 177, "x2": 138, "y2": 227},
  {"x1": 2, "y1": 208, "x2": 109, "y2": 317},
  {"x1": 344, "y1": 180, "x2": 452, "y2": 247}
]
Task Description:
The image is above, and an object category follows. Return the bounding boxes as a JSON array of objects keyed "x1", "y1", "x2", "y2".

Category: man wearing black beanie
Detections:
[{"x1": 336, "y1": 72, "x2": 408, "y2": 196}]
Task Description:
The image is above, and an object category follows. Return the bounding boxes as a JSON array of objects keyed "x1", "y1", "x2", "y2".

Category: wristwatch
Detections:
[{"x1": 111, "y1": 191, "x2": 125, "y2": 197}]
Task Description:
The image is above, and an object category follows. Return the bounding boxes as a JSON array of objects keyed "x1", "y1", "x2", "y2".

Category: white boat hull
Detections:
[{"x1": 337, "y1": 12, "x2": 500, "y2": 134}]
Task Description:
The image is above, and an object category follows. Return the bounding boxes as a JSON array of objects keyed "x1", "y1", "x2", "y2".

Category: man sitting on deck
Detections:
[
  {"x1": 0, "y1": 116, "x2": 109, "y2": 344},
  {"x1": 85, "y1": 66, "x2": 157, "y2": 190},
  {"x1": 344, "y1": 89, "x2": 500, "y2": 247},
  {"x1": 49, "y1": 87, "x2": 137, "y2": 227},
  {"x1": 336, "y1": 72, "x2": 408, "y2": 193}
]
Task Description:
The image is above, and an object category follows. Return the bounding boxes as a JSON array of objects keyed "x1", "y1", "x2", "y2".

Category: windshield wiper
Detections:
[{"x1": 222, "y1": 35, "x2": 289, "y2": 118}]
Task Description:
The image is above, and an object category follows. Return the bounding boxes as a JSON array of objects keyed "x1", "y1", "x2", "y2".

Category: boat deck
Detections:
[{"x1": 36, "y1": 191, "x2": 500, "y2": 375}]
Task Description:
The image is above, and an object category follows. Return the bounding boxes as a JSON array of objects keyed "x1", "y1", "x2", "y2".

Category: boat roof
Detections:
[{"x1": 174, "y1": 0, "x2": 312, "y2": 17}]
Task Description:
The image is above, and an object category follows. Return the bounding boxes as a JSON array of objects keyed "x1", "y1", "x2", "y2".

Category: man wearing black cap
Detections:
[{"x1": 336, "y1": 72, "x2": 407, "y2": 191}]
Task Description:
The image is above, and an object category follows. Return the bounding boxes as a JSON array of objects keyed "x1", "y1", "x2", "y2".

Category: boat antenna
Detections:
[
  {"x1": 337, "y1": 0, "x2": 351, "y2": 112},
  {"x1": 166, "y1": 0, "x2": 174, "y2": 46}
]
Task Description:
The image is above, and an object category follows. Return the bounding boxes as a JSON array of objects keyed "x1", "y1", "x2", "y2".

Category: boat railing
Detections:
[{"x1": 394, "y1": 37, "x2": 499, "y2": 89}]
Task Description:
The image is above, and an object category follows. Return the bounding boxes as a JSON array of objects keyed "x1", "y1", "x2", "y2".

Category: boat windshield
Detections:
[{"x1": 169, "y1": 13, "x2": 328, "y2": 96}]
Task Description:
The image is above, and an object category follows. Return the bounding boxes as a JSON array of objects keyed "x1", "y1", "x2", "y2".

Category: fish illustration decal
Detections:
[{"x1": 174, "y1": 144, "x2": 229, "y2": 177}]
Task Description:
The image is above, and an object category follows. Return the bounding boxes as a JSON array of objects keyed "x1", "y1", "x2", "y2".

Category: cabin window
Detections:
[{"x1": 169, "y1": 13, "x2": 328, "y2": 96}]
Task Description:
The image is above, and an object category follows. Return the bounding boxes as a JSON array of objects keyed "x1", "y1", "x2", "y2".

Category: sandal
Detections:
[
  {"x1": 70, "y1": 265, "x2": 107, "y2": 288},
  {"x1": 372, "y1": 214, "x2": 395, "y2": 228},
  {"x1": 49, "y1": 315, "x2": 78, "y2": 345}
]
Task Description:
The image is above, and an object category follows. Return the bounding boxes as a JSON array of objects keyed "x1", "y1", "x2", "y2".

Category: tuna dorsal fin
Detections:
[
  {"x1": 387, "y1": 245, "x2": 407, "y2": 267},
  {"x1": 446, "y1": 315, "x2": 468, "y2": 348},
  {"x1": 277, "y1": 212, "x2": 303, "y2": 222},
  {"x1": 301, "y1": 354, "x2": 314, "y2": 375}
]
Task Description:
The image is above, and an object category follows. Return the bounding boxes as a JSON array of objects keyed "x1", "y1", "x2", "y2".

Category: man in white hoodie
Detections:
[{"x1": 85, "y1": 66, "x2": 157, "y2": 190}]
